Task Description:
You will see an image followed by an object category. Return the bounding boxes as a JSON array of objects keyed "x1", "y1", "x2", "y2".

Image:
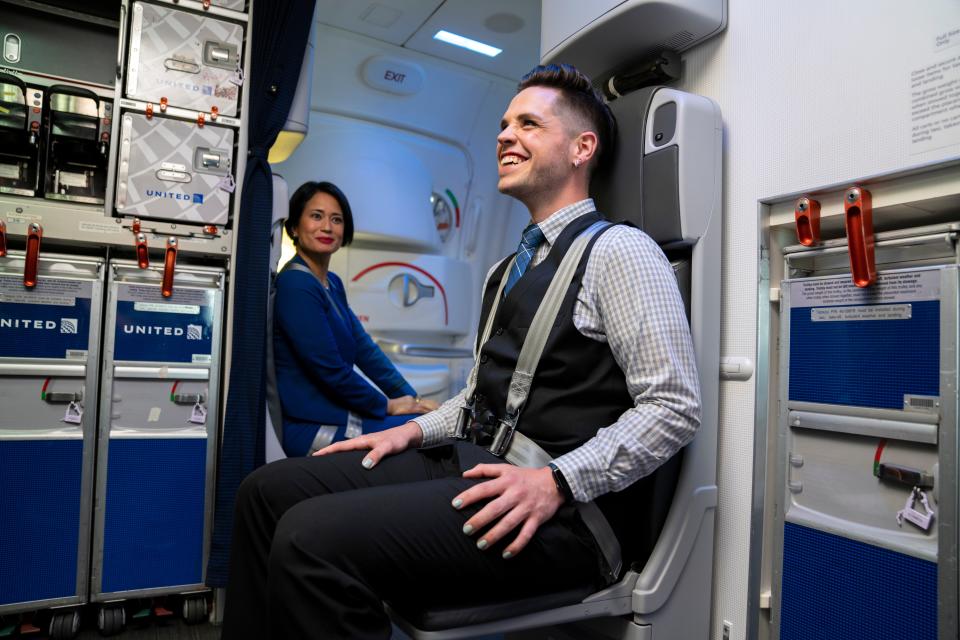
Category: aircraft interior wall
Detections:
[
  {"x1": 671, "y1": 1, "x2": 960, "y2": 638},
  {"x1": 272, "y1": 24, "x2": 532, "y2": 399},
  {"x1": 4, "y1": 0, "x2": 959, "y2": 637}
]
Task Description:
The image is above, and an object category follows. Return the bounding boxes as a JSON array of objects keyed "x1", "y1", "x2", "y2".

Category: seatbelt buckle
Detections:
[
  {"x1": 488, "y1": 413, "x2": 517, "y2": 458},
  {"x1": 453, "y1": 403, "x2": 473, "y2": 440}
]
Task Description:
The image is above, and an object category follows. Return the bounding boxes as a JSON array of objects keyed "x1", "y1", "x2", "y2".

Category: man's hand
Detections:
[
  {"x1": 313, "y1": 421, "x2": 423, "y2": 468},
  {"x1": 452, "y1": 464, "x2": 565, "y2": 559}
]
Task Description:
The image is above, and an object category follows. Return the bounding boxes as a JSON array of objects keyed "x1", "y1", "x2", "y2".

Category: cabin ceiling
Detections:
[{"x1": 313, "y1": 0, "x2": 541, "y2": 81}]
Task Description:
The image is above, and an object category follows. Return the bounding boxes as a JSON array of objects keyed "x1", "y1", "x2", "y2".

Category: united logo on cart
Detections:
[
  {"x1": 114, "y1": 300, "x2": 213, "y2": 363},
  {"x1": 0, "y1": 297, "x2": 91, "y2": 358}
]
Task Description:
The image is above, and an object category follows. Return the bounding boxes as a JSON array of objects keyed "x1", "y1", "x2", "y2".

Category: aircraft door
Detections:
[{"x1": 773, "y1": 260, "x2": 956, "y2": 640}]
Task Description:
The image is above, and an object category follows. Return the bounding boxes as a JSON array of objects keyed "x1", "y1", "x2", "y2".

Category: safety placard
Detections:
[
  {"x1": 0, "y1": 275, "x2": 93, "y2": 358},
  {"x1": 113, "y1": 284, "x2": 214, "y2": 363},
  {"x1": 811, "y1": 304, "x2": 912, "y2": 322},
  {"x1": 787, "y1": 269, "x2": 941, "y2": 410},
  {"x1": 791, "y1": 269, "x2": 940, "y2": 307}
]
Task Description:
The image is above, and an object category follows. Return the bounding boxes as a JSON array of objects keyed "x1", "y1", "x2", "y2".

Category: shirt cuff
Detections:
[
  {"x1": 551, "y1": 446, "x2": 608, "y2": 503},
  {"x1": 411, "y1": 412, "x2": 449, "y2": 447}
]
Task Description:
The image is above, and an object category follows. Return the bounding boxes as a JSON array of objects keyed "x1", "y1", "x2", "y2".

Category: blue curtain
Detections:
[{"x1": 207, "y1": 0, "x2": 315, "y2": 587}]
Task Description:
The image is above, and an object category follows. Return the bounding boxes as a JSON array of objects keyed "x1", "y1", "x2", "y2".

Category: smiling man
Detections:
[{"x1": 222, "y1": 64, "x2": 701, "y2": 639}]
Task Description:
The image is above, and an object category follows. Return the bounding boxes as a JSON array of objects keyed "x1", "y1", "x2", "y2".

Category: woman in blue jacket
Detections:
[{"x1": 274, "y1": 180, "x2": 437, "y2": 456}]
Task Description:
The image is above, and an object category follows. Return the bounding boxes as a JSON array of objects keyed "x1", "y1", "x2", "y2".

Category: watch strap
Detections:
[{"x1": 548, "y1": 462, "x2": 574, "y2": 503}]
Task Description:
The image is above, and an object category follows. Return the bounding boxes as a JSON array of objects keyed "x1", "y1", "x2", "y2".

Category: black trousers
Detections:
[{"x1": 221, "y1": 441, "x2": 605, "y2": 639}]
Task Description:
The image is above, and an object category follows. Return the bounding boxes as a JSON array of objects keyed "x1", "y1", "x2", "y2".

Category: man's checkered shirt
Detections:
[{"x1": 413, "y1": 198, "x2": 701, "y2": 503}]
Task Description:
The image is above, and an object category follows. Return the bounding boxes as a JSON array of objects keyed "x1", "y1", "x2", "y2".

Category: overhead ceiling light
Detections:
[{"x1": 433, "y1": 30, "x2": 502, "y2": 57}]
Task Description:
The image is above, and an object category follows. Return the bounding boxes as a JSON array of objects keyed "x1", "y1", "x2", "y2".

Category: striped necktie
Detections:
[{"x1": 503, "y1": 223, "x2": 545, "y2": 295}]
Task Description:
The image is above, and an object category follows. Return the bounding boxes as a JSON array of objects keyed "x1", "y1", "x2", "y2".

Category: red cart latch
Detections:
[
  {"x1": 131, "y1": 218, "x2": 149, "y2": 269},
  {"x1": 844, "y1": 187, "x2": 876, "y2": 288},
  {"x1": 794, "y1": 197, "x2": 821, "y2": 247},
  {"x1": 161, "y1": 237, "x2": 178, "y2": 298},
  {"x1": 24, "y1": 223, "x2": 42, "y2": 288},
  {"x1": 135, "y1": 233, "x2": 150, "y2": 269}
]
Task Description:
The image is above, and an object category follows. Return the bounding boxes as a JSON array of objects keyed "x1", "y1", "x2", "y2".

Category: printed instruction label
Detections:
[
  {"x1": 0, "y1": 275, "x2": 91, "y2": 306},
  {"x1": 910, "y1": 26, "x2": 960, "y2": 153},
  {"x1": 78, "y1": 221, "x2": 123, "y2": 235},
  {"x1": 811, "y1": 304, "x2": 912, "y2": 322},
  {"x1": 118, "y1": 283, "x2": 213, "y2": 307},
  {"x1": 6, "y1": 212, "x2": 42, "y2": 225},
  {"x1": 134, "y1": 301, "x2": 201, "y2": 315},
  {"x1": 791, "y1": 269, "x2": 940, "y2": 307}
]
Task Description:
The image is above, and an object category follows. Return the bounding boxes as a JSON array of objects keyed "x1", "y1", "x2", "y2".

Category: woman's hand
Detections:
[
  {"x1": 416, "y1": 397, "x2": 440, "y2": 412},
  {"x1": 387, "y1": 395, "x2": 439, "y2": 415},
  {"x1": 313, "y1": 420, "x2": 423, "y2": 468}
]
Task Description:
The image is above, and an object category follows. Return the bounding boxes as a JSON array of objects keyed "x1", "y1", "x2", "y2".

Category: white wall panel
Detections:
[
  {"x1": 675, "y1": 1, "x2": 960, "y2": 638},
  {"x1": 310, "y1": 25, "x2": 492, "y2": 145},
  {"x1": 279, "y1": 22, "x2": 524, "y2": 392}
]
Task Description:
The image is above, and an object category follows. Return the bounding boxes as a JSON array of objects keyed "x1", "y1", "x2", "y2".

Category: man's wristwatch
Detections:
[{"x1": 547, "y1": 462, "x2": 574, "y2": 504}]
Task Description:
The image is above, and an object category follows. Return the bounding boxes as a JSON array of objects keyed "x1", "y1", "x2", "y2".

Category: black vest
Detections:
[{"x1": 473, "y1": 212, "x2": 680, "y2": 567}]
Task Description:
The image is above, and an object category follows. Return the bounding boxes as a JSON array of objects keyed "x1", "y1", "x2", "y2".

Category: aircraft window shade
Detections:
[
  {"x1": 651, "y1": 101, "x2": 677, "y2": 147},
  {"x1": 641, "y1": 146, "x2": 682, "y2": 244}
]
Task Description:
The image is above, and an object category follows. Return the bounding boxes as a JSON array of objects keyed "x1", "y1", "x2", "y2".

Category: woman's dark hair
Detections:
[
  {"x1": 285, "y1": 180, "x2": 355, "y2": 247},
  {"x1": 517, "y1": 64, "x2": 616, "y2": 174}
]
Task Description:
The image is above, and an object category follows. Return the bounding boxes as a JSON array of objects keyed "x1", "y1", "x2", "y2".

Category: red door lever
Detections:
[
  {"x1": 24, "y1": 223, "x2": 42, "y2": 288},
  {"x1": 135, "y1": 233, "x2": 149, "y2": 269},
  {"x1": 844, "y1": 187, "x2": 876, "y2": 287},
  {"x1": 794, "y1": 197, "x2": 821, "y2": 246},
  {"x1": 161, "y1": 237, "x2": 178, "y2": 298}
]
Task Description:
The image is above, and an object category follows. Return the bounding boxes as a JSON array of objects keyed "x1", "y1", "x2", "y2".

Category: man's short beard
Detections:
[{"x1": 499, "y1": 160, "x2": 568, "y2": 207}]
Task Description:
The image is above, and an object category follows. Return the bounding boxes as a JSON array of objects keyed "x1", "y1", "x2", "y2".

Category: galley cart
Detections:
[
  {"x1": 0, "y1": 252, "x2": 104, "y2": 639},
  {"x1": 90, "y1": 260, "x2": 225, "y2": 632},
  {"x1": 0, "y1": 0, "x2": 249, "y2": 634},
  {"x1": 772, "y1": 233, "x2": 958, "y2": 640}
]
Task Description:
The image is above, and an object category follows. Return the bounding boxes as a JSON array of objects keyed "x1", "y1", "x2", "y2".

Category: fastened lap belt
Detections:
[
  {"x1": 455, "y1": 220, "x2": 622, "y2": 583},
  {"x1": 505, "y1": 432, "x2": 622, "y2": 583}
]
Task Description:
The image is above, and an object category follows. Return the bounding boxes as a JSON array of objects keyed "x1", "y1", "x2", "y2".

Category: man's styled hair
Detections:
[{"x1": 517, "y1": 63, "x2": 616, "y2": 173}]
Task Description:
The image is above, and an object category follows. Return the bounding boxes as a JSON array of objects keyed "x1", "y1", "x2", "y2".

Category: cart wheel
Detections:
[
  {"x1": 49, "y1": 610, "x2": 80, "y2": 640},
  {"x1": 182, "y1": 596, "x2": 207, "y2": 625},
  {"x1": 97, "y1": 606, "x2": 126, "y2": 637}
]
